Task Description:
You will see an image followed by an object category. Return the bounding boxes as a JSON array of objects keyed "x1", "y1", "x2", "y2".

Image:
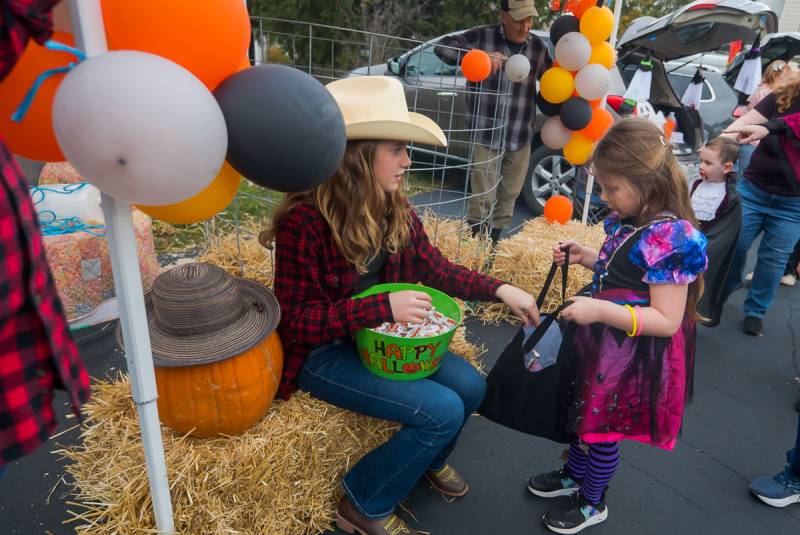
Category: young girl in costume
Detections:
[
  {"x1": 261, "y1": 76, "x2": 539, "y2": 535},
  {"x1": 527, "y1": 117, "x2": 708, "y2": 534}
]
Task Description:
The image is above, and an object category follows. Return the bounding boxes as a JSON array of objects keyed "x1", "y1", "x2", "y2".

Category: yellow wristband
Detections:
[{"x1": 624, "y1": 304, "x2": 637, "y2": 337}]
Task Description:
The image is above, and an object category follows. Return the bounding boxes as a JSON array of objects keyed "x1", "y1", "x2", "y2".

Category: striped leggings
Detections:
[{"x1": 565, "y1": 439, "x2": 619, "y2": 504}]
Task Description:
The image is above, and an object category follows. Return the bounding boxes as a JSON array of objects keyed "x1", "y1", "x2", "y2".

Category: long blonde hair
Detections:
[
  {"x1": 259, "y1": 140, "x2": 412, "y2": 273},
  {"x1": 591, "y1": 117, "x2": 704, "y2": 316}
]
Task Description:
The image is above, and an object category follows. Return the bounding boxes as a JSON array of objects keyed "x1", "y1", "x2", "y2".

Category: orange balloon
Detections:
[
  {"x1": 461, "y1": 49, "x2": 492, "y2": 82},
  {"x1": 571, "y1": 0, "x2": 597, "y2": 18},
  {"x1": 102, "y1": 0, "x2": 250, "y2": 90},
  {"x1": 136, "y1": 162, "x2": 241, "y2": 224},
  {"x1": 563, "y1": 133, "x2": 594, "y2": 165},
  {"x1": 579, "y1": 108, "x2": 614, "y2": 141},
  {"x1": 0, "y1": 32, "x2": 74, "y2": 162},
  {"x1": 237, "y1": 57, "x2": 251, "y2": 72},
  {"x1": 544, "y1": 195, "x2": 573, "y2": 224},
  {"x1": 589, "y1": 41, "x2": 615, "y2": 70},
  {"x1": 588, "y1": 98, "x2": 603, "y2": 108}
]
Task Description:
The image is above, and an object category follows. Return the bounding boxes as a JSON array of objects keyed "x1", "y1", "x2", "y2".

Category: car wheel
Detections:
[{"x1": 522, "y1": 145, "x2": 576, "y2": 215}]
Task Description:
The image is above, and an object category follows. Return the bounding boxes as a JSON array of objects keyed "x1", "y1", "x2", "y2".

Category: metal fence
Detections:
[{"x1": 196, "y1": 16, "x2": 517, "y2": 276}]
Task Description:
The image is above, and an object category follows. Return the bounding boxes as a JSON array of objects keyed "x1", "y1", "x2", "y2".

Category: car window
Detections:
[
  {"x1": 405, "y1": 45, "x2": 460, "y2": 77},
  {"x1": 667, "y1": 72, "x2": 712, "y2": 101},
  {"x1": 673, "y1": 22, "x2": 715, "y2": 46}
]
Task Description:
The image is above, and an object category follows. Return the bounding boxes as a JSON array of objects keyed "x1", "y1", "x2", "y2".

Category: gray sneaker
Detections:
[
  {"x1": 528, "y1": 468, "x2": 580, "y2": 498},
  {"x1": 741, "y1": 315, "x2": 763, "y2": 336}
]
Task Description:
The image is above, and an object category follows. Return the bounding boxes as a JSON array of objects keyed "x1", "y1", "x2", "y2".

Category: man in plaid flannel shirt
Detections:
[
  {"x1": 435, "y1": 0, "x2": 551, "y2": 244},
  {"x1": 0, "y1": 0, "x2": 91, "y2": 476}
]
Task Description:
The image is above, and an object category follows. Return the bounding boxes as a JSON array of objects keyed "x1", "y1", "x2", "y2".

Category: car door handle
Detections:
[{"x1": 437, "y1": 91, "x2": 457, "y2": 97}]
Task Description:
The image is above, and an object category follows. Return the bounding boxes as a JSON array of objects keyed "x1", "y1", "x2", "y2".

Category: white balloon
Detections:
[
  {"x1": 505, "y1": 54, "x2": 531, "y2": 83},
  {"x1": 52, "y1": 51, "x2": 227, "y2": 205},
  {"x1": 554, "y1": 32, "x2": 591, "y2": 72},
  {"x1": 541, "y1": 116, "x2": 572, "y2": 150},
  {"x1": 575, "y1": 63, "x2": 610, "y2": 100}
]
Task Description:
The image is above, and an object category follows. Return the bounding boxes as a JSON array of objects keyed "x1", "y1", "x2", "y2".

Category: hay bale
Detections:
[
  {"x1": 420, "y1": 210, "x2": 492, "y2": 273},
  {"x1": 481, "y1": 217, "x2": 606, "y2": 321},
  {"x1": 198, "y1": 223, "x2": 274, "y2": 287},
  {"x1": 59, "y1": 336, "x2": 483, "y2": 534}
]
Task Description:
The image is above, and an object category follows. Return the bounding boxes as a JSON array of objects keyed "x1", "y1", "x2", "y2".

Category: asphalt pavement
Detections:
[{"x1": 2, "y1": 203, "x2": 799, "y2": 534}]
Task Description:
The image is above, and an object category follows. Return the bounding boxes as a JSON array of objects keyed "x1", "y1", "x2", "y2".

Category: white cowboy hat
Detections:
[{"x1": 326, "y1": 76, "x2": 447, "y2": 147}]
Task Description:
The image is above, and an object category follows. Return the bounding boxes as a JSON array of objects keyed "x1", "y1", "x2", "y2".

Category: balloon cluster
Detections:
[
  {"x1": 538, "y1": 0, "x2": 615, "y2": 166},
  {"x1": 0, "y1": 0, "x2": 346, "y2": 224}
]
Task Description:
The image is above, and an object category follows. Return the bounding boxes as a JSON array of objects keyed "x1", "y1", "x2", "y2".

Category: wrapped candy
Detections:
[{"x1": 371, "y1": 308, "x2": 457, "y2": 338}]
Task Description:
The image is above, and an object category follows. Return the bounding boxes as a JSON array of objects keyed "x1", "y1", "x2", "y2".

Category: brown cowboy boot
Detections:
[
  {"x1": 336, "y1": 495, "x2": 419, "y2": 535},
  {"x1": 423, "y1": 464, "x2": 469, "y2": 497}
]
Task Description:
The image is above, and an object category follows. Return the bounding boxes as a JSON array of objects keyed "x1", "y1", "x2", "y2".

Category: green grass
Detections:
[{"x1": 152, "y1": 181, "x2": 281, "y2": 254}]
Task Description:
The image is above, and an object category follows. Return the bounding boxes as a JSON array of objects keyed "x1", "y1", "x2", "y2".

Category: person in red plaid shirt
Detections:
[
  {"x1": 260, "y1": 76, "x2": 540, "y2": 535},
  {"x1": 0, "y1": 0, "x2": 90, "y2": 478}
]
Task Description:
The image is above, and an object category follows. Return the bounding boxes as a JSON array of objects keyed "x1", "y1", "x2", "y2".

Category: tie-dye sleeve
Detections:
[{"x1": 629, "y1": 219, "x2": 708, "y2": 285}]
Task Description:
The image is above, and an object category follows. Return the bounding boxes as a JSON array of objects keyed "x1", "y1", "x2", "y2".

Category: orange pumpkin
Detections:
[{"x1": 155, "y1": 331, "x2": 284, "y2": 437}]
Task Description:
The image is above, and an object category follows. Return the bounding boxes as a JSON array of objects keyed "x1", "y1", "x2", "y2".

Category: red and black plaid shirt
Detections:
[
  {"x1": 1, "y1": 0, "x2": 90, "y2": 466},
  {"x1": 273, "y1": 203, "x2": 505, "y2": 399}
]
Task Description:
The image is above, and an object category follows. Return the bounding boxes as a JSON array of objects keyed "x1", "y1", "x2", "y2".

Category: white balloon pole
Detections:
[
  {"x1": 66, "y1": 0, "x2": 175, "y2": 532},
  {"x1": 581, "y1": 0, "x2": 624, "y2": 224}
]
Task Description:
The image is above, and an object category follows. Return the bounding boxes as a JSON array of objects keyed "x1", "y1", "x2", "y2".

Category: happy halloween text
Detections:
[{"x1": 361, "y1": 340, "x2": 442, "y2": 374}]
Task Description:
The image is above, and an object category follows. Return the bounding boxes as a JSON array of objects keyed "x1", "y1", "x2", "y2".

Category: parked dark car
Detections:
[{"x1": 348, "y1": 0, "x2": 777, "y2": 221}]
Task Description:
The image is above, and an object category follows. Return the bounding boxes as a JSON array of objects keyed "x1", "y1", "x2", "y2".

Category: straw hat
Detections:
[
  {"x1": 124, "y1": 263, "x2": 280, "y2": 367},
  {"x1": 326, "y1": 76, "x2": 447, "y2": 147}
]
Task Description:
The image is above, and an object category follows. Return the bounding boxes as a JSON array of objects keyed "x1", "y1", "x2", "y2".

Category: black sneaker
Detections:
[
  {"x1": 528, "y1": 468, "x2": 580, "y2": 498},
  {"x1": 742, "y1": 316, "x2": 763, "y2": 336},
  {"x1": 543, "y1": 492, "x2": 608, "y2": 534}
]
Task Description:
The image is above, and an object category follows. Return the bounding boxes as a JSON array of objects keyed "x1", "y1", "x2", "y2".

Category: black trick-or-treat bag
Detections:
[{"x1": 479, "y1": 252, "x2": 580, "y2": 443}]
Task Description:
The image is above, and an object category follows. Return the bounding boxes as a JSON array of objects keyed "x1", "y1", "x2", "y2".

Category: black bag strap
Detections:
[
  {"x1": 522, "y1": 299, "x2": 572, "y2": 354},
  {"x1": 525, "y1": 247, "x2": 571, "y2": 354},
  {"x1": 536, "y1": 248, "x2": 569, "y2": 310}
]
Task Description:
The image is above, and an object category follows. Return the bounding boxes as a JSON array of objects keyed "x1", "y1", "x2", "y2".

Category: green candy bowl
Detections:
[{"x1": 352, "y1": 283, "x2": 462, "y2": 380}]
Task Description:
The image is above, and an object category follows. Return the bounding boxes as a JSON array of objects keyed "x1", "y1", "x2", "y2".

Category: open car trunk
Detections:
[
  {"x1": 618, "y1": 51, "x2": 703, "y2": 152},
  {"x1": 618, "y1": 0, "x2": 777, "y2": 62}
]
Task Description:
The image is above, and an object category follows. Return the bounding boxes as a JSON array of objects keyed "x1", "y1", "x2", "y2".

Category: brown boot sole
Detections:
[
  {"x1": 423, "y1": 472, "x2": 470, "y2": 498},
  {"x1": 335, "y1": 511, "x2": 365, "y2": 535}
]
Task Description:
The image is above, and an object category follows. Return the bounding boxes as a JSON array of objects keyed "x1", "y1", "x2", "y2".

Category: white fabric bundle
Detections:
[
  {"x1": 681, "y1": 68, "x2": 705, "y2": 110},
  {"x1": 623, "y1": 60, "x2": 653, "y2": 103},
  {"x1": 734, "y1": 37, "x2": 762, "y2": 96}
]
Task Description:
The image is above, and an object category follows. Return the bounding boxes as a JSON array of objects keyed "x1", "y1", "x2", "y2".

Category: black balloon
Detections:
[
  {"x1": 560, "y1": 97, "x2": 592, "y2": 131},
  {"x1": 550, "y1": 15, "x2": 580, "y2": 47},
  {"x1": 214, "y1": 64, "x2": 346, "y2": 192},
  {"x1": 536, "y1": 93, "x2": 562, "y2": 117}
]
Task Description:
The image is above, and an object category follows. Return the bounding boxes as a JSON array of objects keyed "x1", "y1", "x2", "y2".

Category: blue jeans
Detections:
[
  {"x1": 297, "y1": 339, "x2": 485, "y2": 518},
  {"x1": 724, "y1": 180, "x2": 800, "y2": 318},
  {"x1": 735, "y1": 144, "x2": 756, "y2": 178}
]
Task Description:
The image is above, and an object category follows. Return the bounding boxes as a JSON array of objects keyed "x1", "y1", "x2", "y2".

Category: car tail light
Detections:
[{"x1": 687, "y1": 1, "x2": 721, "y2": 11}]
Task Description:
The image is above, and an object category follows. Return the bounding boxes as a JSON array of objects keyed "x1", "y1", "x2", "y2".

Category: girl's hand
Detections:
[
  {"x1": 389, "y1": 290, "x2": 432, "y2": 324},
  {"x1": 496, "y1": 284, "x2": 541, "y2": 326},
  {"x1": 560, "y1": 296, "x2": 606, "y2": 325},
  {"x1": 721, "y1": 124, "x2": 770, "y2": 144},
  {"x1": 553, "y1": 241, "x2": 583, "y2": 266}
]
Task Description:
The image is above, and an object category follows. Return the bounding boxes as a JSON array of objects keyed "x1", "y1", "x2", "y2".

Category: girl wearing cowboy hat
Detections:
[{"x1": 261, "y1": 76, "x2": 539, "y2": 535}]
